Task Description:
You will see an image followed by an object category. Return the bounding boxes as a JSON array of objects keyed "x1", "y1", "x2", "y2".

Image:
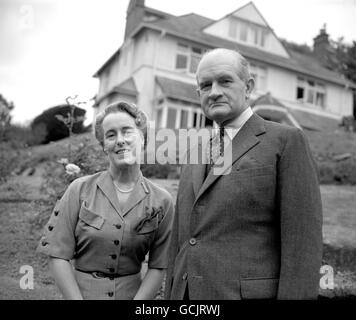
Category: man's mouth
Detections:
[{"x1": 210, "y1": 102, "x2": 227, "y2": 108}]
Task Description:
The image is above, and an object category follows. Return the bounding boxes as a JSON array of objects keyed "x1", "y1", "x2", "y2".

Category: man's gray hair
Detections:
[{"x1": 197, "y1": 48, "x2": 252, "y2": 82}]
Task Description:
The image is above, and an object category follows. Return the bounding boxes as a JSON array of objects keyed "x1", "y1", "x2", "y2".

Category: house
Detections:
[{"x1": 92, "y1": 0, "x2": 356, "y2": 132}]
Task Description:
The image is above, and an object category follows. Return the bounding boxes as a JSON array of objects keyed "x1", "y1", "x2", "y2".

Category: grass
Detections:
[{"x1": 0, "y1": 131, "x2": 355, "y2": 299}]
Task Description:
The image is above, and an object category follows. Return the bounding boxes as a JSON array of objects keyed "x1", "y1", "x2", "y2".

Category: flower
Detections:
[{"x1": 65, "y1": 163, "x2": 81, "y2": 175}]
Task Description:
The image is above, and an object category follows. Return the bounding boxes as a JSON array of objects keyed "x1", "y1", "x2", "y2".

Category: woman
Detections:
[{"x1": 37, "y1": 101, "x2": 174, "y2": 300}]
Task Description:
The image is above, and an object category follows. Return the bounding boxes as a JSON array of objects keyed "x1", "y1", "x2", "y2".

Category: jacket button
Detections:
[
  {"x1": 189, "y1": 238, "x2": 197, "y2": 246},
  {"x1": 48, "y1": 225, "x2": 53, "y2": 231},
  {"x1": 114, "y1": 224, "x2": 121, "y2": 229},
  {"x1": 53, "y1": 210, "x2": 59, "y2": 216},
  {"x1": 182, "y1": 272, "x2": 188, "y2": 280},
  {"x1": 107, "y1": 292, "x2": 114, "y2": 297},
  {"x1": 42, "y1": 240, "x2": 48, "y2": 246},
  {"x1": 111, "y1": 254, "x2": 117, "y2": 259},
  {"x1": 114, "y1": 240, "x2": 120, "y2": 245}
]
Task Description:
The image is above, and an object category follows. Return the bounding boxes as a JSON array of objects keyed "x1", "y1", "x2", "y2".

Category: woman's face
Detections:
[{"x1": 102, "y1": 111, "x2": 143, "y2": 167}]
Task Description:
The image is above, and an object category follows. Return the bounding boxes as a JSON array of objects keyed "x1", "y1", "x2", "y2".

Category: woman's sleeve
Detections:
[
  {"x1": 147, "y1": 194, "x2": 174, "y2": 269},
  {"x1": 36, "y1": 179, "x2": 82, "y2": 260}
]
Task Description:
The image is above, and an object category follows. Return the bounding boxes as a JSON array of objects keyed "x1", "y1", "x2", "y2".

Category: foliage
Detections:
[
  {"x1": 31, "y1": 104, "x2": 86, "y2": 144},
  {"x1": 0, "y1": 93, "x2": 15, "y2": 141},
  {"x1": 0, "y1": 143, "x2": 21, "y2": 183},
  {"x1": 318, "y1": 159, "x2": 356, "y2": 185}
]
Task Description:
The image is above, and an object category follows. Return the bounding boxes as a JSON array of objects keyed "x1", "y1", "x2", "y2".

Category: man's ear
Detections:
[{"x1": 245, "y1": 77, "x2": 255, "y2": 100}]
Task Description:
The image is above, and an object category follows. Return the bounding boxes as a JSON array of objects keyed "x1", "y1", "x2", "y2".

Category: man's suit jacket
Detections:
[{"x1": 165, "y1": 114, "x2": 323, "y2": 300}]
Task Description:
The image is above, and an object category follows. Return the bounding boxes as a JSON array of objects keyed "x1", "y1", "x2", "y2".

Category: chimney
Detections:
[
  {"x1": 313, "y1": 24, "x2": 331, "y2": 65},
  {"x1": 124, "y1": 0, "x2": 145, "y2": 40}
]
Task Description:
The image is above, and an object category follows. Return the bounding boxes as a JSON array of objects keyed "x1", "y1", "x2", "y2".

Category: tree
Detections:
[
  {"x1": 0, "y1": 94, "x2": 14, "y2": 141},
  {"x1": 31, "y1": 104, "x2": 86, "y2": 144}
]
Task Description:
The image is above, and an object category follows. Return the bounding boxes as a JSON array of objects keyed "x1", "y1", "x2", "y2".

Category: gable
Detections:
[{"x1": 203, "y1": 2, "x2": 289, "y2": 58}]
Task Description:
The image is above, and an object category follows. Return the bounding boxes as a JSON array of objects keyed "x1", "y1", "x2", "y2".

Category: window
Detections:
[
  {"x1": 156, "y1": 108, "x2": 163, "y2": 128},
  {"x1": 296, "y1": 77, "x2": 326, "y2": 108},
  {"x1": 166, "y1": 108, "x2": 177, "y2": 129},
  {"x1": 228, "y1": 19, "x2": 237, "y2": 38},
  {"x1": 157, "y1": 105, "x2": 207, "y2": 129},
  {"x1": 240, "y1": 21, "x2": 248, "y2": 42},
  {"x1": 229, "y1": 18, "x2": 268, "y2": 49},
  {"x1": 250, "y1": 64, "x2": 267, "y2": 92},
  {"x1": 175, "y1": 43, "x2": 206, "y2": 74}
]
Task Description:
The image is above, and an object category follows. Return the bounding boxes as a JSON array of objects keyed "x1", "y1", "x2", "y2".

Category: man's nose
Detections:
[{"x1": 208, "y1": 82, "x2": 222, "y2": 100}]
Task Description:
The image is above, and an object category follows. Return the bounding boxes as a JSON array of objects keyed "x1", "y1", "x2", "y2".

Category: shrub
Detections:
[
  {"x1": 31, "y1": 104, "x2": 86, "y2": 144},
  {"x1": 318, "y1": 158, "x2": 356, "y2": 185}
]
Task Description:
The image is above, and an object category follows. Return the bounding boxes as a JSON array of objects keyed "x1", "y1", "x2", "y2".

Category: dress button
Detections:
[
  {"x1": 114, "y1": 240, "x2": 120, "y2": 245},
  {"x1": 114, "y1": 224, "x2": 121, "y2": 229},
  {"x1": 107, "y1": 292, "x2": 114, "y2": 297},
  {"x1": 48, "y1": 225, "x2": 53, "y2": 231},
  {"x1": 111, "y1": 254, "x2": 117, "y2": 260},
  {"x1": 189, "y1": 238, "x2": 197, "y2": 246},
  {"x1": 182, "y1": 272, "x2": 188, "y2": 280}
]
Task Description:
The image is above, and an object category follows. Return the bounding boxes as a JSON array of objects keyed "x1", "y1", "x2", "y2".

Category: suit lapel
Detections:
[{"x1": 195, "y1": 114, "x2": 265, "y2": 203}]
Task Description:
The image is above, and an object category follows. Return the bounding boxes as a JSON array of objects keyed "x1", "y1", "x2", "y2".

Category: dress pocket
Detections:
[
  {"x1": 78, "y1": 203, "x2": 105, "y2": 230},
  {"x1": 135, "y1": 216, "x2": 158, "y2": 234}
]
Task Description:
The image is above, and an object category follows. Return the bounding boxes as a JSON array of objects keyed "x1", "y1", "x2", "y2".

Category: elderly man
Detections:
[{"x1": 165, "y1": 48, "x2": 323, "y2": 300}]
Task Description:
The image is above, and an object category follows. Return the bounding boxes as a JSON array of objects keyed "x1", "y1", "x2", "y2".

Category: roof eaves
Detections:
[{"x1": 93, "y1": 47, "x2": 121, "y2": 78}]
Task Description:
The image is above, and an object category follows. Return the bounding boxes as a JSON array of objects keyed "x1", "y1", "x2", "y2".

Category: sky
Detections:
[{"x1": 0, "y1": 0, "x2": 355, "y2": 125}]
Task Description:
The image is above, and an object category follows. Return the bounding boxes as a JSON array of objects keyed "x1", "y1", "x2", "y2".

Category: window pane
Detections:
[
  {"x1": 176, "y1": 54, "x2": 188, "y2": 69},
  {"x1": 189, "y1": 54, "x2": 200, "y2": 73},
  {"x1": 260, "y1": 30, "x2": 267, "y2": 47},
  {"x1": 229, "y1": 19, "x2": 237, "y2": 38},
  {"x1": 240, "y1": 22, "x2": 247, "y2": 41},
  {"x1": 307, "y1": 89, "x2": 314, "y2": 103},
  {"x1": 180, "y1": 110, "x2": 189, "y2": 128},
  {"x1": 178, "y1": 43, "x2": 189, "y2": 51},
  {"x1": 192, "y1": 47, "x2": 202, "y2": 54},
  {"x1": 316, "y1": 92, "x2": 325, "y2": 107},
  {"x1": 166, "y1": 108, "x2": 177, "y2": 129},
  {"x1": 297, "y1": 87, "x2": 304, "y2": 100},
  {"x1": 251, "y1": 26, "x2": 258, "y2": 44},
  {"x1": 156, "y1": 109, "x2": 163, "y2": 128}
]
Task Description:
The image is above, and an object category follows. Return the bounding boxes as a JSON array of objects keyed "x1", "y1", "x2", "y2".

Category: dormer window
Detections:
[{"x1": 228, "y1": 17, "x2": 268, "y2": 48}]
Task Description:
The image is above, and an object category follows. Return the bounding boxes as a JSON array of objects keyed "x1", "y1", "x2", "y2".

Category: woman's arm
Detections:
[
  {"x1": 49, "y1": 257, "x2": 83, "y2": 300},
  {"x1": 134, "y1": 268, "x2": 165, "y2": 300}
]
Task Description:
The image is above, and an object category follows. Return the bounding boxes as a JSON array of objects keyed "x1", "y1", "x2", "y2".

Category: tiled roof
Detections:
[
  {"x1": 112, "y1": 77, "x2": 138, "y2": 95},
  {"x1": 289, "y1": 108, "x2": 340, "y2": 132},
  {"x1": 143, "y1": 13, "x2": 353, "y2": 87},
  {"x1": 156, "y1": 76, "x2": 200, "y2": 104},
  {"x1": 95, "y1": 78, "x2": 138, "y2": 105},
  {"x1": 252, "y1": 92, "x2": 340, "y2": 131}
]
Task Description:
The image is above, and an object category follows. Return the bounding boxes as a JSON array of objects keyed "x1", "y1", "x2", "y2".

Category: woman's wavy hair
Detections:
[{"x1": 94, "y1": 101, "x2": 148, "y2": 149}]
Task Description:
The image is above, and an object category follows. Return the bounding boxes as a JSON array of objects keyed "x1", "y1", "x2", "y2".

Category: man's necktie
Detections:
[{"x1": 205, "y1": 127, "x2": 224, "y2": 177}]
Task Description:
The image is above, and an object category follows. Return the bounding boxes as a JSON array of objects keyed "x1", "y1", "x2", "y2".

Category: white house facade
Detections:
[{"x1": 93, "y1": 0, "x2": 355, "y2": 131}]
